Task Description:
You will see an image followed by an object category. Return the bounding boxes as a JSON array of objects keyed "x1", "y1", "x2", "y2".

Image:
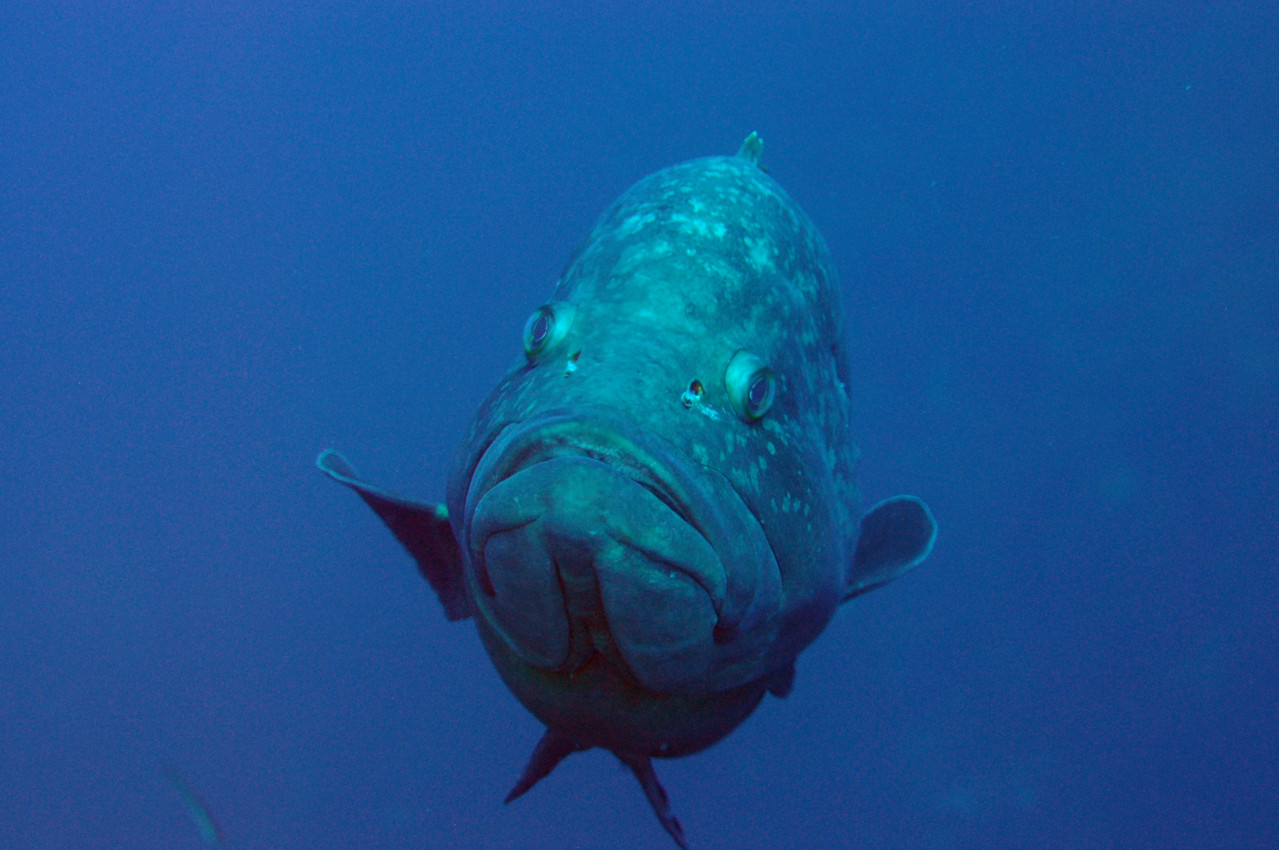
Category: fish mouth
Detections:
[{"x1": 460, "y1": 405, "x2": 781, "y2": 694}]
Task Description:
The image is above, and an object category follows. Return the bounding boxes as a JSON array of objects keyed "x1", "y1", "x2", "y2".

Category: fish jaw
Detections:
[{"x1": 457, "y1": 406, "x2": 784, "y2": 698}]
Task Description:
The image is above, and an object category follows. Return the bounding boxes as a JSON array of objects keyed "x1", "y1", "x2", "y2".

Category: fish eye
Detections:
[
  {"x1": 525, "y1": 310, "x2": 552, "y2": 351},
  {"x1": 725, "y1": 350, "x2": 775, "y2": 421},
  {"x1": 522, "y1": 302, "x2": 576, "y2": 360}
]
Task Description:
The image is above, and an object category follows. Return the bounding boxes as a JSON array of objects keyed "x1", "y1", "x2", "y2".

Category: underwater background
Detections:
[{"x1": 3, "y1": 2, "x2": 1276, "y2": 848}]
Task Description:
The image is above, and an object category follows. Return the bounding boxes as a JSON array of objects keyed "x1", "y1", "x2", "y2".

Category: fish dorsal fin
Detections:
[
  {"x1": 736, "y1": 131, "x2": 763, "y2": 165},
  {"x1": 844, "y1": 496, "x2": 937, "y2": 601},
  {"x1": 316, "y1": 450, "x2": 471, "y2": 620}
]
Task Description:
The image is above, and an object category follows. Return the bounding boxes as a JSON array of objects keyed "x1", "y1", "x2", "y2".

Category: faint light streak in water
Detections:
[{"x1": 164, "y1": 766, "x2": 227, "y2": 848}]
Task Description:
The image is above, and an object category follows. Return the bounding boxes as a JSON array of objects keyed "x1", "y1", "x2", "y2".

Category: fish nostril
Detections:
[{"x1": 681, "y1": 378, "x2": 705, "y2": 408}]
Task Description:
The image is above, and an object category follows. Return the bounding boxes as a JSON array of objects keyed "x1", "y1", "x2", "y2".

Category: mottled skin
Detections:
[{"x1": 319, "y1": 136, "x2": 936, "y2": 848}]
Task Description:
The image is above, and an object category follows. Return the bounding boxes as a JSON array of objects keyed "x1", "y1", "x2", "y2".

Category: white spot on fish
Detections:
[
  {"x1": 688, "y1": 441, "x2": 710, "y2": 466},
  {"x1": 617, "y1": 212, "x2": 657, "y2": 238},
  {"x1": 749, "y1": 239, "x2": 773, "y2": 270}
]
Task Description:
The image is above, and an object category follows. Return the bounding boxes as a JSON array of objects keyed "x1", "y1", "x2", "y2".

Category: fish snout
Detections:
[{"x1": 468, "y1": 455, "x2": 727, "y2": 693}]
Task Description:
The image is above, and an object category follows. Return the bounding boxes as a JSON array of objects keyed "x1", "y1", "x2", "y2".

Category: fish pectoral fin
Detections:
[
  {"x1": 316, "y1": 449, "x2": 471, "y2": 620},
  {"x1": 615, "y1": 750, "x2": 689, "y2": 850},
  {"x1": 844, "y1": 495, "x2": 938, "y2": 601},
  {"x1": 504, "y1": 728, "x2": 588, "y2": 804}
]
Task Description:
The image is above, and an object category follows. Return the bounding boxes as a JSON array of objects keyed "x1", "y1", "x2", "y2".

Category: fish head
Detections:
[{"x1": 446, "y1": 154, "x2": 861, "y2": 753}]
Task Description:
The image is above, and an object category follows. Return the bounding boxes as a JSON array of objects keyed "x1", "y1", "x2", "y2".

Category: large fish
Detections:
[{"x1": 319, "y1": 134, "x2": 936, "y2": 848}]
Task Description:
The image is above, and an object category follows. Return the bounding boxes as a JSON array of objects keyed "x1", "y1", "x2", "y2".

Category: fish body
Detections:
[{"x1": 320, "y1": 134, "x2": 936, "y2": 847}]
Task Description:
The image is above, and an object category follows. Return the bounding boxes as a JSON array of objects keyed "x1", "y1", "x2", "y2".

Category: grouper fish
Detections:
[{"x1": 318, "y1": 133, "x2": 936, "y2": 848}]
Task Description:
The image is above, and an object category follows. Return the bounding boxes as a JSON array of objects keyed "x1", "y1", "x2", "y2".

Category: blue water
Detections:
[{"x1": 3, "y1": 3, "x2": 1276, "y2": 848}]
